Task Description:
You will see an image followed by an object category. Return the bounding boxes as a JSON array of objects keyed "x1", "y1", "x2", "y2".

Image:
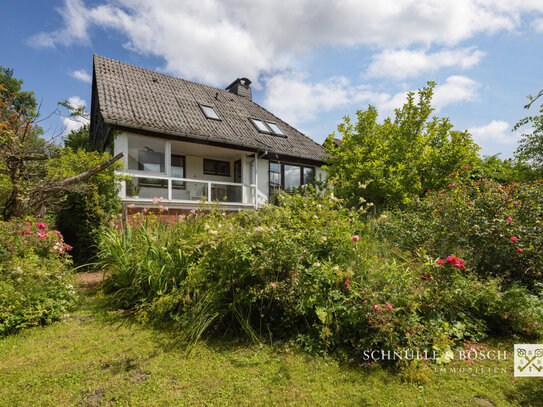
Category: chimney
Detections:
[{"x1": 225, "y1": 77, "x2": 252, "y2": 100}]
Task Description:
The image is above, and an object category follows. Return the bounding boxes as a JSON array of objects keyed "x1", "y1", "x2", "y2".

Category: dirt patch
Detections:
[
  {"x1": 79, "y1": 388, "x2": 105, "y2": 406},
  {"x1": 77, "y1": 272, "x2": 105, "y2": 290}
]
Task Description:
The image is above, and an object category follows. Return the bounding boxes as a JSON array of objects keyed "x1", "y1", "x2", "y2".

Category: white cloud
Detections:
[
  {"x1": 62, "y1": 96, "x2": 89, "y2": 135},
  {"x1": 70, "y1": 69, "x2": 92, "y2": 83},
  {"x1": 29, "y1": 0, "x2": 543, "y2": 85},
  {"x1": 533, "y1": 18, "x2": 543, "y2": 32},
  {"x1": 432, "y1": 75, "x2": 480, "y2": 110},
  {"x1": 263, "y1": 74, "x2": 479, "y2": 126},
  {"x1": 29, "y1": 0, "x2": 90, "y2": 48},
  {"x1": 366, "y1": 47, "x2": 485, "y2": 79},
  {"x1": 468, "y1": 120, "x2": 529, "y2": 145}
]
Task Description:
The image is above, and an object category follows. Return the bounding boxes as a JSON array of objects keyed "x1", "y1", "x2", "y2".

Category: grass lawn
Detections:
[{"x1": 1, "y1": 286, "x2": 542, "y2": 407}]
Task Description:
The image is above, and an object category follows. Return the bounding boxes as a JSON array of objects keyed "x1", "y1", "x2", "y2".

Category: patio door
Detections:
[{"x1": 234, "y1": 160, "x2": 242, "y2": 183}]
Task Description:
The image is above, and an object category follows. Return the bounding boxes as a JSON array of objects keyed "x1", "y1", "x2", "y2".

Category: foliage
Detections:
[
  {"x1": 98, "y1": 190, "x2": 543, "y2": 360},
  {"x1": 0, "y1": 66, "x2": 37, "y2": 113},
  {"x1": 0, "y1": 69, "x2": 122, "y2": 220},
  {"x1": 515, "y1": 89, "x2": 543, "y2": 170},
  {"x1": 324, "y1": 82, "x2": 480, "y2": 208},
  {"x1": 50, "y1": 128, "x2": 122, "y2": 264},
  {"x1": 471, "y1": 155, "x2": 541, "y2": 184},
  {"x1": 376, "y1": 171, "x2": 543, "y2": 289},
  {"x1": 0, "y1": 219, "x2": 76, "y2": 337}
]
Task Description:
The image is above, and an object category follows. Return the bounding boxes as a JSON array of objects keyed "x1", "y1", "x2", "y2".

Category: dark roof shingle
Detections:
[{"x1": 93, "y1": 54, "x2": 327, "y2": 162}]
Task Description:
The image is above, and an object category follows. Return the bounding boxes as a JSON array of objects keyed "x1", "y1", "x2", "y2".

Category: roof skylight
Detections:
[
  {"x1": 266, "y1": 121, "x2": 285, "y2": 135},
  {"x1": 199, "y1": 104, "x2": 220, "y2": 120},
  {"x1": 249, "y1": 118, "x2": 270, "y2": 132}
]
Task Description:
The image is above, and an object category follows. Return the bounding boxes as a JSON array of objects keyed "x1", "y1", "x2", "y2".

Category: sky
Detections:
[{"x1": 3, "y1": 0, "x2": 543, "y2": 158}]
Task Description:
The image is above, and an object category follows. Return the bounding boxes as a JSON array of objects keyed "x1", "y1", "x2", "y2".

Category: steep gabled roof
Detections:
[{"x1": 92, "y1": 54, "x2": 327, "y2": 162}]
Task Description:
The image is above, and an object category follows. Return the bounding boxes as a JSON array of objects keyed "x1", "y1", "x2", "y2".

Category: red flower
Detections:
[
  {"x1": 510, "y1": 236, "x2": 518, "y2": 242},
  {"x1": 446, "y1": 256, "x2": 455, "y2": 263},
  {"x1": 436, "y1": 259, "x2": 445, "y2": 265},
  {"x1": 36, "y1": 222, "x2": 47, "y2": 230},
  {"x1": 507, "y1": 216, "x2": 513, "y2": 222},
  {"x1": 467, "y1": 202, "x2": 472, "y2": 206},
  {"x1": 345, "y1": 279, "x2": 350, "y2": 286},
  {"x1": 517, "y1": 248, "x2": 523, "y2": 253},
  {"x1": 352, "y1": 235, "x2": 359, "y2": 243}
]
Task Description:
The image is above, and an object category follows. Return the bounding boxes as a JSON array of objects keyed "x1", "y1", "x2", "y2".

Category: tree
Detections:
[
  {"x1": 0, "y1": 69, "x2": 122, "y2": 220},
  {"x1": 53, "y1": 125, "x2": 122, "y2": 264},
  {"x1": 324, "y1": 82, "x2": 480, "y2": 208},
  {"x1": 514, "y1": 89, "x2": 543, "y2": 173}
]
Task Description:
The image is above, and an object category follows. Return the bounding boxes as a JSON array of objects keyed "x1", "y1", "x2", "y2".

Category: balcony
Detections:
[{"x1": 121, "y1": 172, "x2": 257, "y2": 208}]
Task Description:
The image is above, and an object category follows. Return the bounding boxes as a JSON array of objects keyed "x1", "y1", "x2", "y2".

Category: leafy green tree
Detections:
[
  {"x1": 471, "y1": 155, "x2": 540, "y2": 184},
  {"x1": 0, "y1": 68, "x2": 122, "y2": 220},
  {"x1": 514, "y1": 89, "x2": 543, "y2": 173},
  {"x1": 324, "y1": 82, "x2": 480, "y2": 208},
  {"x1": 50, "y1": 133, "x2": 122, "y2": 264}
]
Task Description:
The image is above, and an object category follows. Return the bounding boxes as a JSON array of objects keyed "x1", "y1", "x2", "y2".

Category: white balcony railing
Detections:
[{"x1": 120, "y1": 172, "x2": 257, "y2": 206}]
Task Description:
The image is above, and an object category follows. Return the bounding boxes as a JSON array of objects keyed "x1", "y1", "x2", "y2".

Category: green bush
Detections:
[
  {"x1": 99, "y1": 190, "x2": 543, "y2": 359},
  {"x1": 376, "y1": 173, "x2": 543, "y2": 288},
  {"x1": 0, "y1": 219, "x2": 76, "y2": 337},
  {"x1": 48, "y1": 145, "x2": 122, "y2": 265}
]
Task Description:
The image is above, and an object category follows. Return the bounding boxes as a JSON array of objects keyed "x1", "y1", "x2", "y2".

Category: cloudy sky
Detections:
[{"x1": 4, "y1": 0, "x2": 543, "y2": 157}]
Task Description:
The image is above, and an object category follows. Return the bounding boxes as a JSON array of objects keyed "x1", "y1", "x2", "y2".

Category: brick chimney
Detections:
[{"x1": 225, "y1": 78, "x2": 252, "y2": 100}]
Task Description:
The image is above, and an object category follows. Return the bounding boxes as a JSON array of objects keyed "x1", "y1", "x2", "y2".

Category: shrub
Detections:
[
  {"x1": 377, "y1": 174, "x2": 543, "y2": 288},
  {"x1": 99, "y1": 190, "x2": 543, "y2": 360},
  {"x1": 0, "y1": 219, "x2": 76, "y2": 337}
]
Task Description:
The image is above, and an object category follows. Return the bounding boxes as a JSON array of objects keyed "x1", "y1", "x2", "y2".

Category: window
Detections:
[
  {"x1": 284, "y1": 165, "x2": 301, "y2": 191},
  {"x1": 127, "y1": 135, "x2": 166, "y2": 173},
  {"x1": 269, "y1": 162, "x2": 316, "y2": 196},
  {"x1": 203, "y1": 159, "x2": 231, "y2": 176},
  {"x1": 171, "y1": 154, "x2": 186, "y2": 189},
  {"x1": 249, "y1": 118, "x2": 270, "y2": 133},
  {"x1": 266, "y1": 121, "x2": 285, "y2": 136},
  {"x1": 199, "y1": 104, "x2": 220, "y2": 120}
]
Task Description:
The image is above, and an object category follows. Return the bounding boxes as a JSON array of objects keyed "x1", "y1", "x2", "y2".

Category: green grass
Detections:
[{"x1": 0, "y1": 289, "x2": 542, "y2": 407}]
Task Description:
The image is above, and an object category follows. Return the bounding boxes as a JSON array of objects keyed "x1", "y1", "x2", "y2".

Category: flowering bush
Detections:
[
  {"x1": 0, "y1": 219, "x2": 76, "y2": 337},
  {"x1": 99, "y1": 190, "x2": 543, "y2": 360},
  {"x1": 377, "y1": 176, "x2": 543, "y2": 288}
]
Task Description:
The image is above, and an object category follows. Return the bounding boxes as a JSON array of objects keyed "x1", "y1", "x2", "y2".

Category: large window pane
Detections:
[
  {"x1": 303, "y1": 167, "x2": 315, "y2": 185},
  {"x1": 127, "y1": 135, "x2": 166, "y2": 173},
  {"x1": 284, "y1": 165, "x2": 301, "y2": 191},
  {"x1": 126, "y1": 177, "x2": 168, "y2": 199}
]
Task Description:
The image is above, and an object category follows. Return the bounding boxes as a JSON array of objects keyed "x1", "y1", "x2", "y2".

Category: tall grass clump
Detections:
[{"x1": 99, "y1": 188, "x2": 543, "y2": 359}]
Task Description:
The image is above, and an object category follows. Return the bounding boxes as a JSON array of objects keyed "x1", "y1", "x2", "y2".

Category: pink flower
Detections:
[
  {"x1": 163, "y1": 207, "x2": 169, "y2": 211},
  {"x1": 436, "y1": 259, "x2": 444, "y2": 265},
  {"x1": 352, "y1": 235, "x2": 360, "y2": 243},
  {"x1": 447, "y1": 184, "x2": 452, "y2": 187},
  {"x1": 37, "y1": 231, "x2": 48, "y2": 239},
  {"x1": 446, "y1": 256, "x2": 455, "y2": 263},
  {"x1": 517, "y1": 248, "x2": 524, "y2": 253},
  {"x1": 179, "y1": 215, "x2": 186, "y2": 221},
  {"x1": 467, "y1": 202, "x2": 472, "y2": 206},
  {"x1": 386, "y1": 303, "x2": 393, "y2": 311},
  {"x1": 345, "y1": 279, "x2": 350, "y2": 286},
  {"x1": 510, "y1": 236, "x2": 518, "y2": 242},
  {"x1": 36, "y1": 222, "x2": 47, "y2": 230},
  {"x1": 143, "y1": 207, "x2": 148, "y2": 213},
  {"x1": 25, "y1": 222, "x2": 31, "y2": 225},
  {"x1": 190, "y1": 209, "x2": 197, "y2": 215},
  {"x1": 153, "y1": 196, "x2": 164, "y2": 204},
  {"x1": 269, "y1": 282, "x2": 277, "y2": 289},
  {"x1": 507, "y1": 216, "x2": 513, "y2": 222},
  {"x1": 127, "y1": 203, "x2": 135, "y2": 209},
  {"x1": 19, "y1": 228, "x2": 32, "y2": 235},
  {"x1": 371, "y1": 304, "x2": 382, "y2": 312}
]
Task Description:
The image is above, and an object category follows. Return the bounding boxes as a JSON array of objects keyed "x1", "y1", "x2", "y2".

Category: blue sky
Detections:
[{"x1": 3, "y1": 1, "x2": 543, "y2": 158}]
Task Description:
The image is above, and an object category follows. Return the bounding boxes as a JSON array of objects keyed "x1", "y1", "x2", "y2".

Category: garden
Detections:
[{"x1": 1, "y1": 70, "x2": 543, "y2": 406}]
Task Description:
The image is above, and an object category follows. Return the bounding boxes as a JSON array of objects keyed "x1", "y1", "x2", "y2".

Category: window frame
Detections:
[
  {"x1": 249, "y1": 118, "x2": 272, "y2": 133},
  {"x1": 203, "y1": 158, "x2": 231, "y2": 176},
  {"x1": 199, "y1": 104, "x2": 221, "y2": 121},
  {"x1": 268, "y1": 161, "x2": 316, "y2": 196},
  {"x1": 265, "y1": 121, "x2": 287, "y2": 137}
]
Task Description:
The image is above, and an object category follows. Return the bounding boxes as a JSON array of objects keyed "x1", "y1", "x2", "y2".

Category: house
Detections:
[{"x1": 90, "y1": 54, "x2": 327, "y2": 211}]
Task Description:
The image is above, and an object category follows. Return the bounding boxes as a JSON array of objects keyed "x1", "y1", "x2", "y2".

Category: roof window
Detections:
[
  {"x1": 199, "y1": 104, "x2": 220, "y2": 120},
  {"x1": 266, "y1": 121, "x2": 285, "y2": 135}
]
